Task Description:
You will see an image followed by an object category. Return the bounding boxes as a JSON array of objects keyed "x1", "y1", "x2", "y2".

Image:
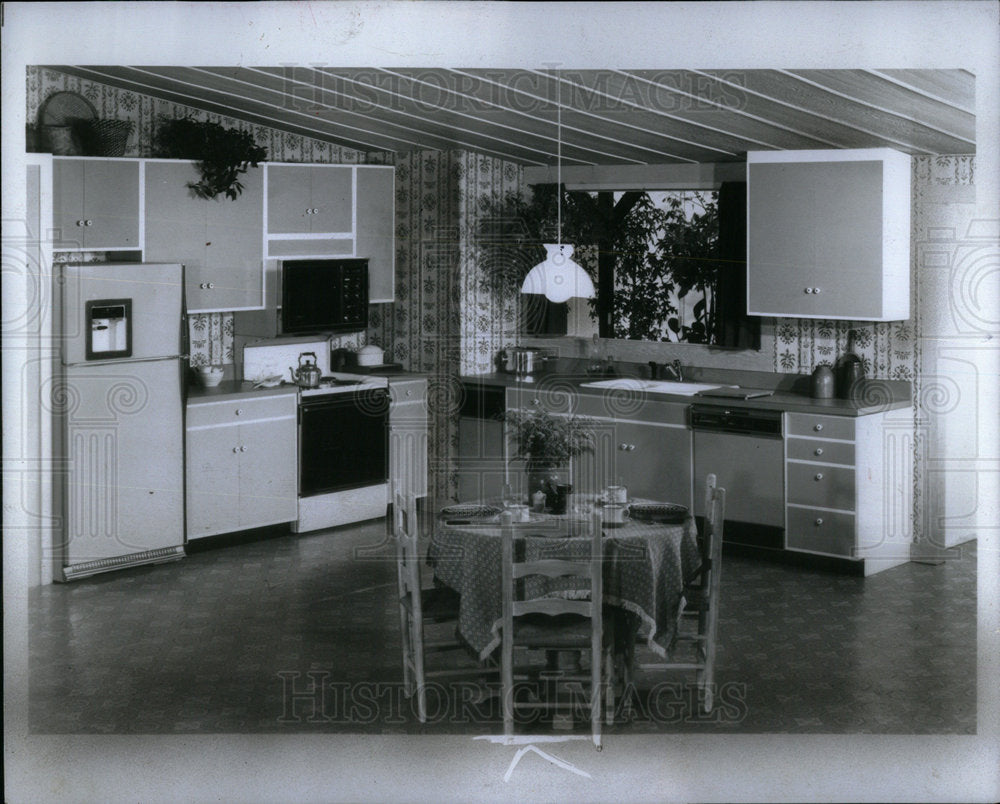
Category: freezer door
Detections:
[
  {"x1": 61, "y1": 359, "x2": 184, "y2": 565},
  {"x1": 61, "y1": 263, "x2": 183, "y2": 363}
]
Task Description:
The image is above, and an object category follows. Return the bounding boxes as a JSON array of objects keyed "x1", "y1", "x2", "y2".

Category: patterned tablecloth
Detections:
[{"x1": 426, "y1": 512, "x2": 702, "y2": 662}]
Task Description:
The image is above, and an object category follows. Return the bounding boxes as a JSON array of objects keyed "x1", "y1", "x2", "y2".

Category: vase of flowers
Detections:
[{"x1": 503, "y1": 407, "x2": 596, "y2": 503}]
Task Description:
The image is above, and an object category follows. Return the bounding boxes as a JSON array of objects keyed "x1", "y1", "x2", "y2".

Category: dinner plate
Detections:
[
  {"x1": 439, "y1": 503, "x2": 502, "y2": 520},
  {"x1": 628, "y1": 502, "x2": 689, "y2": 523}
]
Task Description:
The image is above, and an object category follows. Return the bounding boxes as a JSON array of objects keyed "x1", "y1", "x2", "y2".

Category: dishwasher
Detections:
[{"x1": 691, "y1": 405, "x2": 785, "y2": 550}]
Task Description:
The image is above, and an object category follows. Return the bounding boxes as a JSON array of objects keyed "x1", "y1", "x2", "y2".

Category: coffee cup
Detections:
[
  {"x1": 508, "y1": 504, "x2": 531, "y2": 523},
  {"x1": 601, "y1": 502, "x2": 630, "y2": 527}
]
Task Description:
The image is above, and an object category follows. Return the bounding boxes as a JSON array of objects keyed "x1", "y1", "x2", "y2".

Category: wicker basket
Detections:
[{"x1": 86, "y1": 119, "x2": 135, "y2": 157}]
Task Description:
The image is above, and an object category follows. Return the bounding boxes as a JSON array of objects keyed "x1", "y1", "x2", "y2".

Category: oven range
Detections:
[{"x1": 270, "y1": 372, "x2": 391, "y2": 533}]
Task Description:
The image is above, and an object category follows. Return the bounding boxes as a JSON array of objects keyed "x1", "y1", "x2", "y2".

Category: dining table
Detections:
[{"x1": 425, "y1": 498, "x2": 703, "y2": 665}]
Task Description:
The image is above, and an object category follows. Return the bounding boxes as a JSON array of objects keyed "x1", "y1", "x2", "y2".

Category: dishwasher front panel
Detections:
[{"x1": 693, "y1": 430, "x2": 784, "y2": 528}]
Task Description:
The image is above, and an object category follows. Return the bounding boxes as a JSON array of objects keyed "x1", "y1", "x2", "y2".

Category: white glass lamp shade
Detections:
[{"x1": 520, "y1": 244, "x2": 596, "y2": 303}]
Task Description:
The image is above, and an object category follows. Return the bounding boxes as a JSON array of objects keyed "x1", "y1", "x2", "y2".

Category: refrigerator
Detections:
[{"x1": 56, "y1": 262, "x2": 186, "y2": 581}]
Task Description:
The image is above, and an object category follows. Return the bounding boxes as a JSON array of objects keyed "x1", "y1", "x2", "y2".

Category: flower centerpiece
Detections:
[{"x1": 503, "y1": 407, "x2": 596, "y2": 501}]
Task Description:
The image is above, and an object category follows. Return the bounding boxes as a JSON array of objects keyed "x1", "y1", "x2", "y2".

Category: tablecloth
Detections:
[{"x1": 426, "y1": 512, "x2": 701, "y2": 662}]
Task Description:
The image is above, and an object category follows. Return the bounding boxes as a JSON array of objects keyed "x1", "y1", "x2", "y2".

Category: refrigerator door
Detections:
[
  {"x1": 61, "y1": 263, "x2": 183, "y2": 364},
  {"x1": 61, "y1": 358, "x2": 185, "y2": 571}
]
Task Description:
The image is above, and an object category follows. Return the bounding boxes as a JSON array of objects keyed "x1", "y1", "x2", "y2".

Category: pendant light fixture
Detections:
[{"x1": 520, "y1": 71, "x2": 595, "y2": 303}]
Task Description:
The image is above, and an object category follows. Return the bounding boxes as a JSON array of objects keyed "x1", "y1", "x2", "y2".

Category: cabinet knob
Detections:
[
  {"x1": 814, "y1": 424, "x2": 824, "y2": 432},
  {"x1": 814, "y1": 517, "x2": 824, "y2": 526},
  {"x1": 235, "y1": 408, "x2": 243, "y2": 416},
  {"x1": 85, "y1": 220, "x2": 93, "y2": 227},
  {"x1": 814, "y1": 287, "x2": 821, "y2": 294},
  {"x1": 208, "y1": 283, "x2": 215, "y2": 289},
  {"x1": 240, "y1": 445, "x2": 247, "y2": 452},
  {"x1": 531, "y1": 398, "x2": 540, "y2": 406},
  {"x1": 76, "y1": 220, "x2": 84, "y2": 227},
  {"x1": 405, "y1": 389, "x2": 412, "y2": 397},
  {"x1": 628, "y1": 444, "x2": 636, "y2": 451},
  {"x1": 619, "y1": 443, "x2": 628, "y2": 451},
  {"x1": 814, "y1": 447, "x2": 824, "y2": 456},
  {"x1": 232, "y1": 447, "x2": 239, "y2": 453},
  {"x1": 814, "y1": 473, "x2": 824, "y2": 481}
]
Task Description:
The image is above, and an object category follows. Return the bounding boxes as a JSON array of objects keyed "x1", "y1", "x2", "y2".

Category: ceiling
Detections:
[{"x1": 51, "y1": 66, "x2": 976, "y2": 166}]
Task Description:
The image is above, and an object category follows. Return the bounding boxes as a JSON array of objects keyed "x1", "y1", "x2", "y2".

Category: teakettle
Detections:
[{"x1": 289, "y1": 352, "x2": 322, "y2": 388}]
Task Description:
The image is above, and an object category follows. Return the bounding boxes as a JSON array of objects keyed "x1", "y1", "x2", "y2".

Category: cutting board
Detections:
[{"x1": 697, "y1": 387, "x2": 774, "y2": 400}]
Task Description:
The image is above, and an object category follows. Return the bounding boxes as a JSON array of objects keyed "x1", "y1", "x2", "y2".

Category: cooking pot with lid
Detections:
[
  {"x1": 357, "y1": 344, "x2": 384, "y2": 367},
  {"x1": 502, "y1": 347, "x2": 545, "y2": 375}
]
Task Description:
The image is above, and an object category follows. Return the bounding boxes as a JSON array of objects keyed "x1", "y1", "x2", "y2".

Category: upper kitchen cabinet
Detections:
[
  {"x1": 265, "y1": 164, "x2": 354, "y2": 258},
  {"x1": 144, "y1": 160, "x2": 264, "y2": 313},
  {"x1": 355, "y1": 166, "x2": 396, "y2": 303},
  {"x1": 53, "y1": 157, "x2": 141, "y2": 251},
  {"x1": 747, "y1": 149, "x2": 911, "y2": 321},
  {"x1": 264, "y1": 163, "x2": 396, "y2": 302}
]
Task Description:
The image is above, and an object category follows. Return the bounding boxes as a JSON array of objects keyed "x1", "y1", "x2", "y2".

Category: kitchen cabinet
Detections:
[
  {"x1": 53, "y1": 157, "x2": 141, "y2": 251},
  {"x1": 457, "y1": 382, "x2": 507, "y2": 502},
  {"x1": 266, "y1": 164, "x2": 353, "y2": 235},
  {"x1": 747, "y1": 148, "x2": 911, "y2": 321},
  {"x1": 504, "y1": 384, "x2": 693, "y2": 507},
  {"x1": 265, "y1": 163, "x2": 396, "y2": 302},
  {"x1": 144, "y1": 160, "x2": 264, "y2": 312},
  {"x1": 784, "y1": 409, "x2": 913, "y2": 575},
  {"x1": 355, "y1": 166, "x2": 396, "y2": 302},
  {"x1": 186, "y1": 392, "x2": 298, "y2": 539},
  {"x1": 389, "y1": 377, "x2": 428, "y2": 499}
]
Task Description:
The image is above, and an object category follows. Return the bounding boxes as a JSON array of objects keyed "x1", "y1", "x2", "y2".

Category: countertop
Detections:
[
  {"x1": 186, "y1": 380, "x2": 300, "y2": 404},
  {"x1": 187, "y1": 370, "x2": 430, "y2": 404},
  {"x1": 459, "y1": 372, "x2": 912, "y2": 417}
]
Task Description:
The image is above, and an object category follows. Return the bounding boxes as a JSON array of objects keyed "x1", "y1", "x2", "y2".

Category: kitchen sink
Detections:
[{"x1": 579, "y1": 378, "x2": 738, "y2": 396}]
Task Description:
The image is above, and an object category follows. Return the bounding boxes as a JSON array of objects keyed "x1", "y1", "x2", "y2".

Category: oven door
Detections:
[{"x1": 298, "y1": 390, "x2": 389, "y2": 497}]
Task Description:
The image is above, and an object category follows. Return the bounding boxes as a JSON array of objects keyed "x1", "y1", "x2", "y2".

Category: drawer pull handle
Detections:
[
  {"x1": 814, "y1": 448, "x2": 824, "y2": 456},
  {"x1": 814, "y1": 473, "x2": 824, "y2": 481},
  {"x1": 814, "y1": 517, "x2": 824, "y2": 526},
  {"x1": 814, "y1": 424, "x2": 824, "y2": 432}
]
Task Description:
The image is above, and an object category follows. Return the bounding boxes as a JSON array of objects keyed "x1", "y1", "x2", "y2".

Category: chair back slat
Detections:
[{"x1": 512, "y1": 598, "x2": 593, "y2": 618}]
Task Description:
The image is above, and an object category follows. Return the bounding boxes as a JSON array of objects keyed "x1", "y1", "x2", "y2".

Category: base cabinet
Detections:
[
  {"x1": 186, "y1": 393, "x2": 298, "y2": 539},
  {"x1": 784, "y1": 409, "x2": 913, "y2": 574},
  {"x1": 389, "y1": 378, "x2": 428, "y2": 499}
]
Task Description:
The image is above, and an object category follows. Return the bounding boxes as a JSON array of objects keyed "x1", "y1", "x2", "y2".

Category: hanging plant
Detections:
[{"x1": 154, "y1": 117, "x2": 267, "y2": 200}]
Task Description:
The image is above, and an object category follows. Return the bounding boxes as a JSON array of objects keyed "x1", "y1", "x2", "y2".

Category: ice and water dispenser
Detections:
[{"x1": 85, "y1": 299, "x2": 132, "y2": 359}]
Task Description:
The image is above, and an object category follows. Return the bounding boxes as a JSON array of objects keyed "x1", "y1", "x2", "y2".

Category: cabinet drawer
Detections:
[
  {"x1": 574, "y1": 390, "x2": 688, "y2": 425},
  {"x1": 785, "y1": 412, "x2": 855, "y2": 441},
  {"x1": 787, "y1": 462, "x2": 855, "y2": 510},
  {"x1": 786, "y1": 506, "x2": 856, "y2": 557},
  {"x1": 390, "y1": 379, "x2": 427, "y2": 405},
  {"x1": 786, "y1": 438, "x2": 855, "y2": 466},
  {"x1": 187, "y1": 394, "x2": 297, "y2": 429}
]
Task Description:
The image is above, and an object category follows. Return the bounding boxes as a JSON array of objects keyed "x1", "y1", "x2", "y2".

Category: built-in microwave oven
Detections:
[
  {"x1": 280, "y1": 258, "x2": 369, "y2": 334},
  {"x1": 234, "y1": 258, "x2": 369, "y2": 338}
]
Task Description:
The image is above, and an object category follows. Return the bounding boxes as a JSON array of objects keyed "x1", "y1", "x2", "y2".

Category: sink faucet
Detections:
[{"x1": 662, "y1": 359, "x2": 684, "y2": 381}]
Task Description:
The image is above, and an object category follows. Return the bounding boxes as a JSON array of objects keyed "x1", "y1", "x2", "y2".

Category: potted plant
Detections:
[
  {"x1": 503, "y1": 407, "x2": 596, "y2": 500},
  {"x1": 154, "y1": 117, "x2": 267, "y2": 200}
]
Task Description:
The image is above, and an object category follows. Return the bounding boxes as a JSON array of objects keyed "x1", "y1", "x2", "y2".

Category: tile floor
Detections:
[{"x1": 29, "y1": 517, "x2": 976, "y2": 735}]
